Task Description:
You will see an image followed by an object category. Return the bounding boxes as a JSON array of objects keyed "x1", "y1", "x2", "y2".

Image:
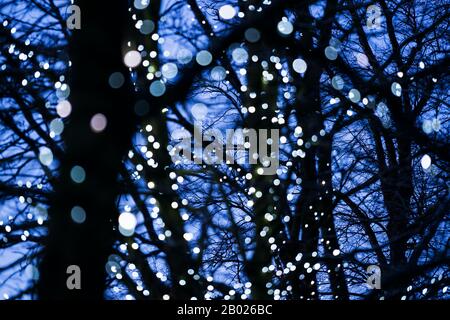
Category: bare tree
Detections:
[{"x1": 0, "y1": 0, "x2": 448, "y2": 301}]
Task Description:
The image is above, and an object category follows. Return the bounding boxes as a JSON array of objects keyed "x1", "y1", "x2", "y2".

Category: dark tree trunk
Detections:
[
  {"x1": 38, "y1": 0, "x2": 136, "y2": 299},
  {"x1": 290, "y1": 57, "x2": 323, "y2": 299},
  {"x1": 317, "y1": 136, "x2": 349, "y2": 300}
]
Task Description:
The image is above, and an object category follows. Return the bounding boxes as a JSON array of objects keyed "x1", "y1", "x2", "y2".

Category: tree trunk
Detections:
[{"x1": 38, "y1": 0, "x2": 135, "y2": 299}]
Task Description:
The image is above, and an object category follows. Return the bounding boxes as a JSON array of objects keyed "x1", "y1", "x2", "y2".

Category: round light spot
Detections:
[
  {"x1": 161, "y1": 63, "x2": 178, "y2": 79},
  {"x1": 422, "y1": 120, "x2": 433, "y2": 134},
  {"x1": 277, "y1": 19, "x2": 293, "y2": 35},
  {"x1": 70, "y1": 165, "x2": 86, "y2": 184},
  {"x1": 90, "y1": 113, "x2": 107, "y2": 133},
  {"x1": 210, "y1": 66, "x2": 226, "y2": 81},
  {"x1": 177, "y1": 49, "x2": 193, "y2": 64},
  {"x1": 332, "y1": 75, "x2": 344, "y2": 90},
  {"x1": 325, "y1": 46, "x2": 338, "y2": 60},
  {"x1": 420, "y1": 154, "x2": 431, "y2": 170},
  {"x1": 292, "y1": 58, "x2": 307, "y2": 74},
  {"x1": 219, "y1": 5, "x2": 236, "y2": 20},
  {"x1": 329, "y1": 37, "x2": 341, "y2": 49},
  {"x1": 124, "y1": 50, "x2": 142, "y2": 68},
  {"x1": 119, "y1": 212, "x2": 137, "y2": 236},
  {"x1": 134, "y1": 0, "x2": 149, "y2": 10},
  {"x1": 232, "y1": 47, "x2": 248, "y2": 65},
  {"x1": 140, "y1": 20, "x2": 155, "y2": 35},
  {"x1": 183, "y1": 232, "x2": 193, "y2": 241},
  {"x1": 149, "y1": 80, "x2": 166, "y2": 97},
  {"x1": 191, "y1": 103, "x2": 208, "y2": 120},
  {"x1": 39, "y1": 147, "x2": 53, "y2": 166},
  {"x1": 196, "y1": 50, "x2": 212, "y2": 66},
  {"x1": 56, "y1": 100, "x2": 72, "y2": 118},
  {"x1": 119, "y1": 212, "x2": 136, "y2": 229},
  {"x1": 109, "y1": 72, "x2": 125, "y2": 89},
  {"x1": 348, "y1": 89, "x2": 361, "y2": 103},
  {"x1": 391, "y1": 82, "x2": 402, "y2": 97},
  {"x1": 56, "y1": 85, "x2": 70, "y2": 100},
  {"x1": 50, "y1": 118, "x2": 64, "y2": 135},
  {"x1": 71, "y1": 206, "x2": 86, "y2": 224},
  {"x1": 245, "y1": 28, "x2": 260, "y2": 43}
]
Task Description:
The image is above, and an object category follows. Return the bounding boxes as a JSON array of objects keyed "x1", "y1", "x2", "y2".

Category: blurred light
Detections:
[
  {"x1": 39, "y1": 147, "x2": 53, "y2": 166},
  {"x1": 90, "y1": 113, "x2": 107, "y2": 133},
  {"x1": 232, "y1": 48, "x2": 248, "y2": 65},
  {"x1": 277, "y1": 18, "x2": 293, "y2": 35},
  {"x1": 161, "y1": 63, "x2": 178, "y2": 79},
  {"x1": 219, "y1": 5, "x2": 236, "y2": 20},
  {"x1": 70, "y1": 165, "x2": 86, "y2": 183},
  {"x1": 292, "y1": 58, "x2": 307, "y2": 73},
  {"x1": 124, "y1": 50, "x2": 141, "y2": 68},
  {"x1": 196, "y1": 50, "x2": 213, "y2": 66},
  {"x1": 421, "y1": 154, "x2": 431, "y2": 170},
  {"x1": 56, "y1": 100, "x2": 72, "y2": 118},
  {"x1": 71, "y1": 206, "x2": 86, "y2": 224},
  {"x1": 109, "y1": 72, "x2": 125, "y2": 89},
  {"x1": 118, "y1": 212, "x2": 137, "y2": 236},
  {"x1": 149, "y1": 80, "x2": 166, "y2": 97}
]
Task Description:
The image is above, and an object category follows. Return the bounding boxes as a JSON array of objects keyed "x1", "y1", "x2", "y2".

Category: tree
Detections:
[{"x1": 0, "y1": 0, "x2": 448, "y2": 300}]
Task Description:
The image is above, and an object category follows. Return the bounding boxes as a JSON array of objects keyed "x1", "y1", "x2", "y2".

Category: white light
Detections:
[
  {"x1": 196, "y1": 50, "x2": 212, "y2": 66},
  {"x1": 211, "y1": 66, "x2": 226, "y2": 81},
  {"x1": 420, "y1": 154, "x2": 431, "y2": 170},
  {"x1": 39, "y1": 147, "x2": 53, "y2": 166},
  {"x1": 183, "y1": 233, "x2": 193, "y2": 241},
  {"x1": 56, "y1": 100, "x2": 72, "y2": 118},
  {"x1": 232, "y1": 48, "x2": 248, "y2": 64},
  {"x1": 118, "y1": 212, "x2": 137, "y2": 235},
  {"x1": 161, "y1": 63, "x2": 178, "y2": 79},
  {"x1": 391, "y1": 82, "x2": 402, "y2": 97},
  {"x1": 124, "y1": 50, "x2": 142, "y2": 68},
  {"x1": 292, "y1": 58, "x2": 307, "y2": 73},
  {"x1": 219, "y1": 5, "x2": 236, "y2": 20},
  {"x1": 134, "y1": 0, "x2": 149, "y2": 10},
  {"x1": 348, "y1": 89, "x2": 361, "y2": 103},
  {"x1": 90, "y1": 113, "x2": 107, "y2": 133},
  {"x1": 277, "y1": 19, "x2": 293, "y2": 35},
  {"x1": 191, "y1": 103, "x2": 208, "y2": 120}
]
